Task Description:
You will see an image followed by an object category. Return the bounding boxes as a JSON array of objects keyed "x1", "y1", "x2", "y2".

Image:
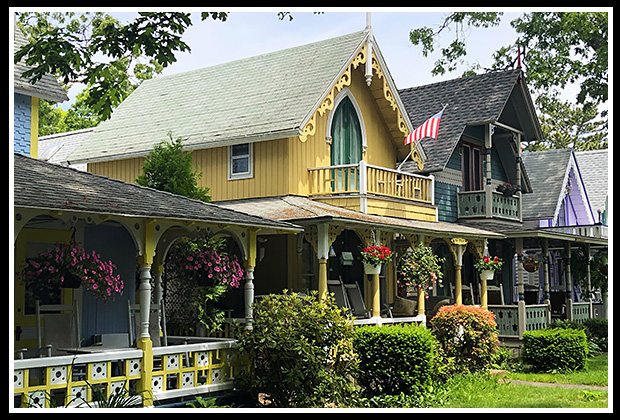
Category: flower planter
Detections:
[
  {"x1": 61, "y1": 273, "x2": 82, "y2": 288},
  {"x1": 479, "y1": 270, "x2": 495, "y2": 281},
  {"x1": 363, "y1": 262, "x2": 381, "y2": 275},
  {"x1": 523, "y1": 261, "x2": 541, "y2": 273}
]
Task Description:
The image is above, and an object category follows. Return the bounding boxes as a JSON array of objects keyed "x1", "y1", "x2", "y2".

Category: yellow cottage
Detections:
[{"x1": 68, "y1": 29, "x2": 503, "y2": 326}]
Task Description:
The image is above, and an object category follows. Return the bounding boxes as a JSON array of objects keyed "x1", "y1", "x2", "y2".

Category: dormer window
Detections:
[{"x1": 228, "y1": 143, "x2": 253, "y2": 180}]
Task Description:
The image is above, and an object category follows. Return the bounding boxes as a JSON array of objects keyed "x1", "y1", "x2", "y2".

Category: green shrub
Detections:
[
  {"x1": 353, "y1": 324, "x2": 435, "y2": 397},
  {"x1": 522, "y1": 328, "x2": 589, "y2": 373},
  {"x1": 583, "y1": 318, "x2": 608, "y2": 351},
  {"x1": 430, "y1": 305, "x2": 499, "y2": 372},
  {"x1": 233, "y1": 291, "x2": 358, "y2": 408}
]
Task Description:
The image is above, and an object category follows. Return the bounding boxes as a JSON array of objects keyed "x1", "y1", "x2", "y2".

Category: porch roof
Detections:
[
  {"x1": 13, "y1": 153, "x2": 302, "y2": 233},
  {"x1": 217, "y1": 195, "x2": 504, "y2": 240}
]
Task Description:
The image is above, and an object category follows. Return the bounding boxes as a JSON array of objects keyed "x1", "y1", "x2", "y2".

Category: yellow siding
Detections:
[
  {"x1": 366, "y1": 197, "x2": 436, "y2": 221},
  {"x1": 89, "y1": 157, "x2": 145, "y2": 185}
]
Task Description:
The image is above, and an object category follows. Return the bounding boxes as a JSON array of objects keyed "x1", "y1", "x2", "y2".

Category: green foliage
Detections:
[
  {"x1": 353, "y1": 324, "x2": 435, "y2": 397},
  {"x1": 522, "y1": 328, "x2": 589, "y2": 373},
  {"x1": 430, "y1": 304, "x2": 499, "y2": 373},
  {"x1": 234, "y1": 291, "x2": 358, "y2": 408},
  {"x1": 397, "y1": 243, "x2": 445, "y2": 297},
  {"x1": 551, "y1": 318, "x2": 608, "y2": 352},
  {"x1": 136, "y1": 133, "x2": 211, "y2": 202}
]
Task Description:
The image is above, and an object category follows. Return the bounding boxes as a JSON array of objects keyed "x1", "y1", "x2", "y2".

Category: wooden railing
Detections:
[
  {"x1": 308, "y1": 161, "x2": 434, "y2": 204},
  {"x1": 13, "y1": 338, "x2": 245, "y2": 408},
  {"x1": 457, "y1": 190, "x2": 520, "y2": 221}
]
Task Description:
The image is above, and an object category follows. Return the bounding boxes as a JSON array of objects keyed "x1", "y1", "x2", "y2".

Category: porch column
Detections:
[
  {"x1": 451, "y1": 238, "x2": 467, "y2": 305},
  {"x1": 484, "y1": 124, "x2": 493, "y2": 218},
  {"x1": 564, "y1": 243, "x2": 573, "y2": 321},
  {"x1": 516, "y1": 238, "x2": 526, "y2": 338},
  {"x1": 542, "y1": 238, "x2": 551, "y2": 325},
  {"x1": 317, "y1": 224, "x2": 330, "y2": 302},
  {"x1": 136, "y1": 258, "x2": 154, "y2": 407},
  {"x1": 244, "y1": 229, "x2": 257, "y2": 330},
  {"x1": 417, "y1": 235, "x2": 426, "y2": 317}
]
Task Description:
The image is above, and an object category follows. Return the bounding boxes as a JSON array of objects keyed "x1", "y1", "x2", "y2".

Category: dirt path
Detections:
[{"x1": 502, "y1": 379, "x2": 608, "y2": 391}]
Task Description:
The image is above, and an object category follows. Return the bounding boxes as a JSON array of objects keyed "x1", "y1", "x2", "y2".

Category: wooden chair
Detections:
[
  {"x1": 35, "y1": 298, "x2": 80, "y2": 356},
  {"x1": 485, "y1": 284, "x2": 505, "y2": 305}
]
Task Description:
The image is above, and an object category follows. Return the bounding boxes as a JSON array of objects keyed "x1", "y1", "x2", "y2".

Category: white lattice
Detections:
[
  {"x1": 90, "y1": 362, "x2": 107, "y2": 380},
  {"x1": 49, "y1": 366, "x2": 67, "y2": 385},
  {"x1": 181, "y1": 372, "x2": 194, "y2": 389}
]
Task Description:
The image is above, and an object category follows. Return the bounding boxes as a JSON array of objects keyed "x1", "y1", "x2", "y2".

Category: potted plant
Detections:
[
  {"x1": 360, "y1": 245, "x2": 392, "y2": 275},
  {"x1": 474, "y1": 255, "x2": 503, "y2": 281},
  {"x1": 496, "y1": 182, "x2": 521, "y2": 197},
  {"x1": 521, "y1": 254, "x2": 541, "y2": 273},
  {"x1": 17, "y1": 241, "x2": 124, "y2": 302},
  {"x1": 397, "y1": 243, "x2": 445, "y2": 297}
]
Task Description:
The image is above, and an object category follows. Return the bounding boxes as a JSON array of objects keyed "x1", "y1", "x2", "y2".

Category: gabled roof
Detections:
[
  {"x1": 398, "y1": 69, "x2": 542, "y2": 173},
  {"x1": 13, "y1": 153, "x2": 301, "y2": 233},
  {"x1": 521, "y1": 148, "x2": 594, "y2": 223},
  {"x1": 575, "y1": 149, "x2": 608, "y2": 217},
  {"x1": 69, "y1": 30, "x2": 407, "y2": 164},
  {"x1": 13, "y1": 23, "x2": 68, "y2": 103}
]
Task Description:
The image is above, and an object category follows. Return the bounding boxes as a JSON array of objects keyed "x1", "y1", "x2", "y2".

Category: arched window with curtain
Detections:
[{"x1": 330, "y1": 96, "x2": 363, "y2": 193}]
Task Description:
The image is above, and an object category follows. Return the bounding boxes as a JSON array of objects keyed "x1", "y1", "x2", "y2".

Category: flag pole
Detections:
[{"x1": 397, "y1": 103, "x2": 447, "y2": 172}]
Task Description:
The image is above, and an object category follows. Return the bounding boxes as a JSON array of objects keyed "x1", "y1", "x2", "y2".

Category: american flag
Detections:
[{"x1": 404, "y1": 109, "x2": 444, "y2": 145}]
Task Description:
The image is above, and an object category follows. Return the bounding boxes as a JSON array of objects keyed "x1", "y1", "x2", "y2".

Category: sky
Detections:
[
  {"x1": 12, "y1": 8, "x2": 605, "y2": 109},
  {"x1": 71, "y1": 8, "x2": 525, "y2": 106}
]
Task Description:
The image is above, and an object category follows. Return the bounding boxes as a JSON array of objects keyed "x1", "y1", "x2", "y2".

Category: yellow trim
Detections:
[{"x1": 30, "y1": 97, "x2": 39, "y2": 158}]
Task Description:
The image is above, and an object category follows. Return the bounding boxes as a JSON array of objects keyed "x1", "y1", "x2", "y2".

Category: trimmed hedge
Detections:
[
  {"x1": 522, "y1": 328, "x2": 589, "y2": 373},
  {"x1": 353, "y1": 324, "x2": 435, "y2": 397}
]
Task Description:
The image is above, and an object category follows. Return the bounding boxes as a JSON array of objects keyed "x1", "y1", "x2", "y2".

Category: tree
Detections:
[
  {"x1": 15, "y1": 12, "x2": 229, "y2": 121},
  {"x1": 408, "y1": 11, "x2": 609, "y2": 151},
  {"x1": 135, "y1": 134, "x2": 211, "y2": 202},
  {"x1": 409, "y1": 11, "x2": 608, "y2": 107}
]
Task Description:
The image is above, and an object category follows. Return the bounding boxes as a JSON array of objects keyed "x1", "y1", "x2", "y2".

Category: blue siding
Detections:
[
  {"x1": 81, "y1": 224, "x2": 136, "y2": 344},
  {"x1": 436, "y1": 181, "x2": 460, "y2": 222},
  {"x1": 14, "y1": 93, "x2": 31, "y2": 155}
]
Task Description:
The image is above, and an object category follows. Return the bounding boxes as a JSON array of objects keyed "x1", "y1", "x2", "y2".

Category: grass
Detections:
[{"x1": 436, "y1": 354, "x2": 609, "y2": 409}]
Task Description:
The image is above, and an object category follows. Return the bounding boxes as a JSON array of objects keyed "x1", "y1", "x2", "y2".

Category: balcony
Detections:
[
  {"x1": 457, "y1": 190, "x2": 521, "y2": 222},
  {"x1": 308, "y1": 161, "x2": 434, "y2": 203},
  {"x1": 308, "y1": 161, "x2": 435, "y2": 220}
]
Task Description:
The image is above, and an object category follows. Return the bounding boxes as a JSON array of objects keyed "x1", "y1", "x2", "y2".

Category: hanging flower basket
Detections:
[
  {"x1": 363, "y1": 262, "x2": 382, "y2": 275},
  {"x1": 496, "y1": 183, "x2": 521, "y2": 197},
  {"x1": 521, "y1": 254, "x2": 541, "y2": 273},
  {"x1": 17, "y1": 242, "x2": 124, "y2": 301},
  {"x1": 360, "y1": 245, "x2": 392, "y2": 276},
  {"x1": 480, "y1": 270, "x2": 495, "y2": 281},
  {"x1": 474, "y1": 256, "x2": 503, "y2": 276},
  {"x1": 397, "y1": 243, "x2": 445, "y2": 298}
]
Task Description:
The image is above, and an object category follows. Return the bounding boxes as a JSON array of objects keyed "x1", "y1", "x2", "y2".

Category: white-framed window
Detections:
[{"x1": 228, "y1": 143, "x2": 253, "y2": 180}]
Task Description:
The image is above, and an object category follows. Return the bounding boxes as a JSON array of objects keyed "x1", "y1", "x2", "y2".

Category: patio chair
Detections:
[
  {"x1": 485, "y1": 284, "x2": 505, "y2": 305},
  {"x1": 343, "y1": 283, "x2": 370, "y2": 319},
  {"x1": 451, "y1": 284, "x2": 475, "y2": 304},
  {"x1": 35, "y1": 298, "x2": 80, "y2": 356},
  {"x1": 327, "y1": 279, "x2": 350, "y2": 310},
  {"x1": 127, "y1": 300, "x2": 168, "y2": 347}
]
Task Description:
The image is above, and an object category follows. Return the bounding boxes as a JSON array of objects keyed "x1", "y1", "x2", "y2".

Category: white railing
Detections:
[{"x1": 13, "y1": 338, "x2": 245, "y2": 408}]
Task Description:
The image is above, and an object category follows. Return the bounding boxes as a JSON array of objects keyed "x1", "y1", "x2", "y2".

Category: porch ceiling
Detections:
[{"x1": 216, "y1": 195, "x2": 505, "y2": 241}]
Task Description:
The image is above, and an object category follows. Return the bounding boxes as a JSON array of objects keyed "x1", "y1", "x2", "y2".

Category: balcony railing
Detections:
[
  {"x1": 308, "y1": 161, "x2": 434, "y2": 204},
  {"x1": 457, "y1": 190, "x2": 521, "y2": 221}
]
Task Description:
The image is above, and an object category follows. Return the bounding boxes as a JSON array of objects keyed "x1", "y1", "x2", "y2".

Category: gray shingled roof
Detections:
[
  {"x1": 218, "y1": 195, "x2": 504, "y2": 240},
  {"x1": 13, "y1": 24, "x2": 69, "y2": 103},
  {"x1": 398, "y1": 69, "x2": 541, "y2": 173},
  {"x1": 521, "y1": 148, "x2": 573, "y2": 220},
  {"x1": 68, "y1": 30, "x2": 371, "y2": 164},
  {"x1": 13, "y1": 153, "x2": 301, "y2": 232},
  {"x1": 575, "y1": 149, "x2": 608, "y2": 216}
]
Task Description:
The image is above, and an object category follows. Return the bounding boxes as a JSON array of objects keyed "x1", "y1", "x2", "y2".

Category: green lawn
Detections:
[{"x1": 438, "y1": 354, "x2": 609, "y2": 409}]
